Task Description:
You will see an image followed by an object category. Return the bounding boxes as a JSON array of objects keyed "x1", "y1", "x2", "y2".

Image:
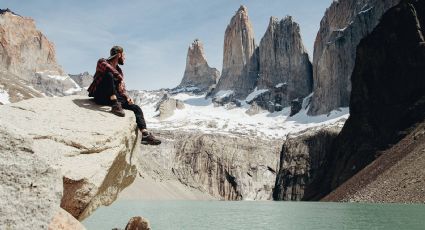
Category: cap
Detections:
[{"x1": 107, "y1": 45, "x2": 124, "y2": 60}]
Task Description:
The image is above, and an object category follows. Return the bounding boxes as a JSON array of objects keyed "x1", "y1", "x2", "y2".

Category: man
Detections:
[{"x1": 88, "y1": 46, "x2": 161, "y2": 145}]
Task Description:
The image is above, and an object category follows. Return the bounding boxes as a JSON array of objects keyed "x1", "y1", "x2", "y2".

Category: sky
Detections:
[{"x1": 1, "y1": 0, "x2": 333, "y2": 90}]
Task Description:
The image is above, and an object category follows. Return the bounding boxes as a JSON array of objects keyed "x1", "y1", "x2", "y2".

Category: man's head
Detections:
[{"x1": 107, "y1": 45, "x2": 125, "y2": 65}]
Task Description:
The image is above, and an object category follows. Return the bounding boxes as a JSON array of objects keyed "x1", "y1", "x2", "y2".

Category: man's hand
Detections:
[{"x1": 127, "y1": 97, "x2": 134, "y2": 105}]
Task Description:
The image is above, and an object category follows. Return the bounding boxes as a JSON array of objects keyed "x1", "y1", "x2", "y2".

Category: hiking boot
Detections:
[
  {"x1": 141, "y1": 132, "x2": 161, "y2": 145},
  {"x1": 111, "y1": 101, "x2": 125, "y2": 117}
]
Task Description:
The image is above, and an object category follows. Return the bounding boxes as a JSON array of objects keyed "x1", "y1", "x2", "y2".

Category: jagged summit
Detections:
[
  {"x1": 237, "y1": 5, "x2": 248, "y2": 13},
  {"x1": 0, "y1": 8, "x2": 19, "y2": 16},
  {"x1": 253, "y1": 15, "x2": 312, "y2": 111},
  {"x1": 212, "y1": 5, "x2": 259, "y2": 99},
  {"x1": 177, "y1": 39, "x2": 219, "y2": 93},
  {"x1": 308, "y1": 0, "x2": 401, "y2": 115}
]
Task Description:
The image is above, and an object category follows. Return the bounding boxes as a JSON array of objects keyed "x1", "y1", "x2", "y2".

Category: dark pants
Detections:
[{"x1": 93, "y1": 72, "x2": 147, "y2": 130}]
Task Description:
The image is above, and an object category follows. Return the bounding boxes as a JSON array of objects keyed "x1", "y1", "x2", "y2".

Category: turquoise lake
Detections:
[{"x1": 83, "y1": 201, "x2": 425, "y2": 230}]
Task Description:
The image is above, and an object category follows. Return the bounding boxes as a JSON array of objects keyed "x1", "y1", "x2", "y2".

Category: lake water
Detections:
[{"x1": 83, "y1": 201, "x2": 425, "y2": 230}]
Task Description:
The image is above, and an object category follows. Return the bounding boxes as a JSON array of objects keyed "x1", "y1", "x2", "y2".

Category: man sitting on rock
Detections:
[{"x1": 87, "y1": 45, "x2": 161, "y2": 145}]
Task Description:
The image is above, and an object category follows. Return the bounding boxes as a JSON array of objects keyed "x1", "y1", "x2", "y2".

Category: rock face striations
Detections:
[
  {"x1": 258, "y1": 16, "x2": 312, "y2": 101},
  {"x1": 252, "y1": 16, "x2": 312, "y2": 111},
  {"x1": 178, "y1": 39, "x2": 220, "y2": 92},
  {"x1": 273, "y1": 125, "x2": 341, "y2": 201},
  {"x1": 0, "y1": 9, "x2": 81, "y2": 101},
  {"x1": 138, "y1": 130, "x2": 281, "y2": 200},
  {"x1": 0, "y1": 96, "x2": 139, "y2": 227},
  {"x1": 213, "y1": 6, "x2": 259, "y2": 99},
  {"x1": 315, "y1": 0, "x2": 425, "y2": 199},
  {"x1": 308, "y1": 0, "x2": 401, "y2": 115}
]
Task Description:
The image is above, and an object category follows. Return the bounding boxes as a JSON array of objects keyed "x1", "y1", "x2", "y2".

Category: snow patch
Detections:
[
  {"x1": 36, "y1": 71, "x2": 69, "y2": 81},
  {"x1": 136, "y1": 91, "x2": 349, "y2": 140},
  {"x1": 275, "y1": 83, "x2": 286, "y2": 88},
  {"x1": 64, "y1": 78, "x2": 82, "y2": 95},
  {"x1": 0, "y1": 89, "x2": 10, "y2": 104},
  {"x1": 245, "y1": 88, "x2": 269, "y2": 102},
  {"x1": 215, "y1": 90, "x2": 234, "y2": 99}
]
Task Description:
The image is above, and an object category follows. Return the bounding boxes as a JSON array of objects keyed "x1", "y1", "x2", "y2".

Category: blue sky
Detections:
[{"x1": 2, "y1": 0, "x2": 332, "y2": 90}]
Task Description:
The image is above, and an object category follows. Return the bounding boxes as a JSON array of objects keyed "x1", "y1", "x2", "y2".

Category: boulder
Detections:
[
  {"x1": 124, "y1": 216, "x2": 151, "y2": 230},
  {"x1": 48, "y1": 208, "x2": 86, "y2": 230},
  {"x1": 156, "y1": 94, "x2": 185, "y2": 120},
  {"x1": 0, "y1": 96, "x2": 139, "y2": 221}
]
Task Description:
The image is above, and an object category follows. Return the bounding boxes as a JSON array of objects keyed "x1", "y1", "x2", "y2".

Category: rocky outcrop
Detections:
[
  {"x1": 178, "y1": 39, "x2": 220, "y2": 92},
  {"x1": 0, "y1": 96, "x2": 139, "y2": 225},
  {"x1": 0, "y1": 120, "x2": 62, "y2": 229},
  {"x1": 308, "y1": 0, "x2": 401, "y2": 115},
  {"x1": 0, "y1": 71, "x2": 44, "y2": 103},
  {"x1": 0, "y1": 9, "x2": 81, "y2": 99},
  {"x1": 69, "y1": 72, "x2": 93, "y2": 89},
  {"x1": 315, "y1": 0, "x2": 425, "y2": 200},
  {"x1": 257, "y1": 16, "x2": 312, "y2": 109},
  {"x1": 213, "y1": 5, "x2": 259, "y2": 99},
  {"x1": 324, "y1": 120, "x2": 425, "y2": 203},
  {"x1": 138, "y1": 130, "x2": 281, "y2": 200},
  {"x1": 155, "y1": 94, "x2": 185, "y2": 120},
  {"x1": 48, "y1": 208, "x2": 86, "y2": 230},
  {"x1": 124, "y1": 216, "x2": 151, "y2": 230},
  {"x1": 273, "y1": 125, "x2": 341, "y2": 201}
]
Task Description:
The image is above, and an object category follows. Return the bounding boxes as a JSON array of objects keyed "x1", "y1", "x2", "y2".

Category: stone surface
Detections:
[
  {"x1": 324, "y1": 120, "x2": 425, "y2": 203},
  {"x1": 316, "y1": 0, "x2": 425, "y2": 200},
  {"x1": 273, "y1": 125, "x2": 341, "y2": 201},
  {"x1": 137, "y1": 130, "x2": 281, "y2": 200},
  {"x1": 0, "y1": 10, "x2": 81, "y2": 99},
  {"x1": 48, "y1": 208, "x2": 86, "y2": 230},
  {"x1": 245, "y1": 101, "x2": 261, "y2": 116},
  {"x1": 0, "y1": 96, "x2": 139, "y2": 220},
  {"x1": 289, "y1": 98, "x2": 302, "y2": 117},
  {"x1": 124, "y1": 216, "x2": 151, "y2": 230},
  {"x1": 69, "y1": 72, "x2": 93, "y2": 89},
  {"x1": 156, "y1": 94, "x2": 185, "y2": 120},
  {"x1": 178, "y1": 39, "x2": 220, "y2": 92},
  {"x1": 257, "y1": 16, "x2": 312, "y2": 109},
  {"x1": 308, "y1": 0, "x2": 401, "y2": 115},
  {"x1": 0, "y1": 121, "x2": 62, "y2": 229},
  {"x1": 213, "y1": 5, "x2": 259, "y2": 99},
  {"x1": 0, "y1": 70, "x2": 44, "y2": 103}
]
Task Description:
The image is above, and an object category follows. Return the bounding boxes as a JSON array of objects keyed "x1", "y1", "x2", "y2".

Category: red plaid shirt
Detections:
[{"x1": 87, "y1": 58, "x2": 129, "y2": 100}]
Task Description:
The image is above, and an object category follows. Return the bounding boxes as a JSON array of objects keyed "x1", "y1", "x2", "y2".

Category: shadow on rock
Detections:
[{"x1": 72, "y1": 98, "x2": 111, "y2": 113}]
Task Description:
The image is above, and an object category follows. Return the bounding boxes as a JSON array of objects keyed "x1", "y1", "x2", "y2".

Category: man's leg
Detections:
[
  {"x1": 94, "y1": 72, "x2": 125, "y2": 116},
  {"x1": 121, "y1": 102, "x2": 147, "y2": 130},
  {"x1": 121, "y1": 101, "x2": 161, "y2": 145}
]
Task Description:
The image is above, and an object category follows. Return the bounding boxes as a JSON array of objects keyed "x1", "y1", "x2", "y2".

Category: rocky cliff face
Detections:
[
  {"x1": 178, "y1": 39, "x2": 220, "y2": 92},
  {"x1": 138, "y1": 130, "x2": 281, "y2": 200},
  {"x1": 315, "y1": 0, "x2": 425, "y2": 199},
  {"x1": 213, "y1": 5, "x2": 259, "y2": 99},
  {"x1": 256, "y1": 16, "x2": 312, "y2": 110},
  {"x1": 0, "y1": 96, "x2": 139, "y2": 227},
  {"x1": 308, "y1": 0, "x2": 401, "y2": 115},
  {"x1": 0, "y1": 120, "x2": 62, "y2": 229},
  {"x1": 0, "y1": 9, "x2": 81, "y2": 100},
  {"x1": 155, "y1": 94, "x2": 185, "y2": 120},
  {"x1": 69, "y1": 72, "x2": 93, "y2": 89},
  {"x1": 273, "y1": 125, "x2": 341, "y2": 201}
]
